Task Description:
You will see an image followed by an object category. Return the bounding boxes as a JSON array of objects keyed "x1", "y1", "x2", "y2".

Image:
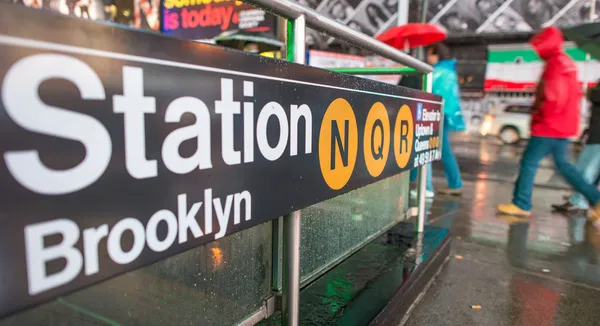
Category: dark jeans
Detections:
[{"x1": 513, "y1": 136, "x2": 600, "y2": 211}]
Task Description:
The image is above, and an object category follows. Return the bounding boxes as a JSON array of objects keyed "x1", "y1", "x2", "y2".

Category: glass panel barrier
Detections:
[
  {"x1": 299, "y1": 173, "x2": 410, "y2": 283},
  {"x1": 0, "y1": 223, "x2": 272, "y2": 326}
]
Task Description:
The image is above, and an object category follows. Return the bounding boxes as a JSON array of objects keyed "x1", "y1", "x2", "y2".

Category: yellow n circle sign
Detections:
[{"x1": 318, "y1": 98, "x2": 358, "y2": 190}]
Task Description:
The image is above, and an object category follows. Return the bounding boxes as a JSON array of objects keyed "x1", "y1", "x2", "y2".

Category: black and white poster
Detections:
[
  {"x1": 290, "y1": 0, "x2": 599, "y2": 47},
  {"x1": 511, "y1": 0, "x2": 569, "y2": 29},
  {"x1": 555, "y1": 0, "x2": 600, "y2": 27},
  {"x1": 426, "y1": 0, "x2": 454, "y2": 21},
  {"x1": 479, "y1": 5, "x2": 533, "y2": 33},
  {"x1": 297, "y1": 0, "x2": 399, "y2": 49},
  {"x1": 432, "y1": 0, "x2": 596, "y2": 34},
  {"x1": 433, "y1": 0, "x2": 504, "y2": 33},
  {"x1": 0, "y1": 4, "x2": 442, "y2": 317}
]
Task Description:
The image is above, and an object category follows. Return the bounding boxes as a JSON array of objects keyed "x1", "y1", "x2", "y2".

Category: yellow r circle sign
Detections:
[
  {"x1": 363, "y1": 102, "x2": 390, "y2": 177},
  {"x1": 394, "y1": 104, "x2": 414, "y2": 169},
  {"x1": 319, "y1": 98, "x2": 358, "y2": 190}
]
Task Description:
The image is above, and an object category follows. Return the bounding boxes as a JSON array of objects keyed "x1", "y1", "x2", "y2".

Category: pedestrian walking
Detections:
[
  {"x1": 552, "y1": 80, "x2": 600, "y2": 214},
  {"x1": 497, "y1": 27, "x2": 600, "y2": 223},
  {"x1": 408, "y1": 43, "x2": 466, "y2": 198}
]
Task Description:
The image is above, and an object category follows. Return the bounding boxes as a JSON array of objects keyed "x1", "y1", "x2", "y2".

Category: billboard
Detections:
[
  {"x1": 161, "y1": 0, "x2": 277, "y2": 40},
  {"x1": 294, "y1": 0, "x2": 599, "y2": 42},
  {"x1": 431, "y1": 0, "x2": 599, "y2": 34},
  {"x1": 297, "y1": 0, "x2": 400, "y2": 49},
  {"x1": 0, "y1": 3, "x2": 441, "y2": 317},
  {"x1": 6, "y1": 0, "x2": 160, "y2": 31}
]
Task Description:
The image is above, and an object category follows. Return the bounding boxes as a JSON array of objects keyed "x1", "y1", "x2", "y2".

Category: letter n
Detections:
[{"x1": 331, "y1": 120, "x2": 349, "y2": 169}]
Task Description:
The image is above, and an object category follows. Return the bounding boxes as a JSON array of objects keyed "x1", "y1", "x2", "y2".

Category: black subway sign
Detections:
[{"x1": 0, "y1": 4, "x2": 442, "y2": 317}]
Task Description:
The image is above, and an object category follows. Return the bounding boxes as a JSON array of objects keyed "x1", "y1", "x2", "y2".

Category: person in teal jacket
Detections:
[{"x1": 410, "y1": 43, "x2": 466, "y2": 198}]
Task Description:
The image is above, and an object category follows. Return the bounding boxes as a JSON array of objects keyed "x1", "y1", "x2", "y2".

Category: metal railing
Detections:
[
  {"x1": 245, "y1": 0, "x2": 433, "y2": 74},
  {"x1": 242, "y1": 1, "x2": 435, "y2": 325}
]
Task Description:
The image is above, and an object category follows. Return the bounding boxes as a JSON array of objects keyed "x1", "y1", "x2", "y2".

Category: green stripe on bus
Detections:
[{"x1": 487, "y1": 48, "x2": 588, "y2": 63}]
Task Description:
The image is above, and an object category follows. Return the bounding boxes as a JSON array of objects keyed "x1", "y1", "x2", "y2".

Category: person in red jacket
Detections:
[{"x1": 498, "y1": 27, "x2": 600, "y2": 222}]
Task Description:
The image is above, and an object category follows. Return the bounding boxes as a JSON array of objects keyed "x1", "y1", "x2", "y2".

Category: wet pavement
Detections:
[
  {"x1": 406, "y1": 135, "x2": 600, "y2": 326},
  {"x1": 441, "y1": 133, "x2": 578, "y2": 190}
]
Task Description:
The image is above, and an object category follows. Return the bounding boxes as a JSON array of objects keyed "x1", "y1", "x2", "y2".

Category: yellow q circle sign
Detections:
[
  {"x1": 363, "y1": 102, "x2": 390, "y2": 177},
  {"x1": 394, "y1": 104, "x2": 414, "y2": 168},
  {"x1": 319, "y1": 98, "x2": 358, "y2": 190}
]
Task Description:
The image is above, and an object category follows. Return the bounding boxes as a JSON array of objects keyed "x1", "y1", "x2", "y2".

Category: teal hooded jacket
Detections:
[{"x1": 432, "y1": 59, "x2": 466, "y2": 132}]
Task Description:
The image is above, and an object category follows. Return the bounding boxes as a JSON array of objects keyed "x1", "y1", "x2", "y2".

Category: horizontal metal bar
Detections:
[
  {"x1": 236, "y1": 306, "x2": 267, "y2": 326},
  {"x1": 330, "y1": 67, "x2": 422, "y2": 75},
  {"x1": 243, "y1": 0, "x2": 433, "y2": 73}
]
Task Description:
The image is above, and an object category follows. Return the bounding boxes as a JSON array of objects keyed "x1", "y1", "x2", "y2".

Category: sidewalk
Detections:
[{"x1": 405, "y1": 140, "x2": 600, "y2": 325}]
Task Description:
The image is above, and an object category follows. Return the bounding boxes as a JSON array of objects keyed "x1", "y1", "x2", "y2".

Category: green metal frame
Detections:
[
  {"x1": 286, "y1": 20, "x2": 296, "y2": 62},
  {"x1": 330, "y1": 66, "x2": 421, "y2": 75}
]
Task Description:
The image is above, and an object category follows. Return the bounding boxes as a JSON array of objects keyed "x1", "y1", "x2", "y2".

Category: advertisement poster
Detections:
[
  {"x1": 295, "y1": 0, "x2": 599, "y2": 41},
  {"x1": 6, "y1": 0, "x2": 160, "y2": 31},
  {"x1": 8, "y1": 0, "x2": 107, "y2": 20},
  {"x1": 299, "y1": 0, "x2": 399, "y2": 49},
  {"x1": 431, "y1": 0, "x2": 597, "y2": 34},
  {"x1": 0, "y1": 4, "x2": 441, "y2": 316},
  {"x1": 555, "y1": 0, "x2": 600, "y2": 26},
  {"x1": 133, "y1": 0, "x2": 160, "y2": 30},
  {"x1": 162, "y1": 0, "x2": 276, "y2": 41}
]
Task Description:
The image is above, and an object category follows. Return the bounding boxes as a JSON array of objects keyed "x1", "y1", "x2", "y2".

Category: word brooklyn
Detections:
[{"x1": 25, "y1": 189, "x2": 250, "y2": 295}]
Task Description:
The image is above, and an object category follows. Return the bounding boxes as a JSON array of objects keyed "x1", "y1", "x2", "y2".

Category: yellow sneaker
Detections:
[
  {"x1": 589, "y1": 204, "x2": 600, "y2": 225},
  {"x1": 497, "y1": 203, "x2": 531, "y2": 217}
]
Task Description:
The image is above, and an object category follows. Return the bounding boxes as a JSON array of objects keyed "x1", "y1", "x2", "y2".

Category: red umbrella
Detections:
[{"x1": 377, "y1": 23, "x2": 447, "y2": 50}]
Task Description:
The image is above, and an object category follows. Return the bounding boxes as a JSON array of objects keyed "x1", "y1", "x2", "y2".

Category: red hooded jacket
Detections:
[{"x1": 530, "y1": 27, "x2": 580, "y2": 138}]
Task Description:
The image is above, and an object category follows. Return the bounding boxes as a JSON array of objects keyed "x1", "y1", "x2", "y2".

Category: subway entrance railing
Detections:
[{"x1": 0, "y1": 1, "x2": 443, "y2": 325}]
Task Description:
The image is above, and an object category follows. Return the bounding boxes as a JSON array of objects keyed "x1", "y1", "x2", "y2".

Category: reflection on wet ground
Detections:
[{"x1": 406, "y1": 135, "x2": 600, "y2": 326}]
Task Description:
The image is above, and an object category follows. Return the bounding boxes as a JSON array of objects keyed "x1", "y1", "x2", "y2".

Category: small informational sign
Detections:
[
  {"x1": 307, "y1": 50, "x2": 366, "y2": 69},
  {"x1": 0, "y1": 4, "x2": 442, "y2": 317},
  {"x1": 161, "y1": 0, "x2": 276, "y2": 40}
]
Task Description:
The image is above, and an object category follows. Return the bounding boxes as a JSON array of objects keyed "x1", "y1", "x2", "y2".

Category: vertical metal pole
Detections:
[
  {"x1": 582, "y1": 0, "x2": 596, "y2": 113},
  {"x1": 282, "y1": 14, "x2": 305, "y2": 326},
  {"x1": 416, "y1": 0, "x2": 429, "y2": 59},
  {"x1": 396, "y1": 0, "x2": 409, "y2": 26},
  {"x1": 416, "y1": 72, "x2": 433, "y2": 233},
  {"x1": 271, "y1": 217, "x2": 283, "y2": 291},
  {"x1": 416, "y1": 167, "x2": 427, "y2": 233},
  {"x1": 283, "y1": 211, "x2": 301, "y2": 325},
  {"x1": 420, "y1": 0, "x2": 429, "y2": 23}
]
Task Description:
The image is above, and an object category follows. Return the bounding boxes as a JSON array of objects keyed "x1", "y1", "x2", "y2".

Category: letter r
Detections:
[{"x1": 400, "y1": 120, "x2": 409, "y2": 153}]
